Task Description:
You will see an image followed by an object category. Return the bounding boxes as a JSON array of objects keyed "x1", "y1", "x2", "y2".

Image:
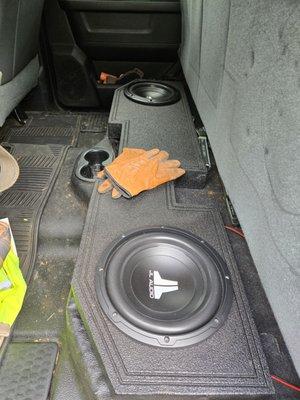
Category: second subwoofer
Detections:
[
  {"x1": 124, "y1": 81, "x2": 181, "y2": 106},
  {"x1": 96, "y1": 227, "x2": 233, "y2": 347}
]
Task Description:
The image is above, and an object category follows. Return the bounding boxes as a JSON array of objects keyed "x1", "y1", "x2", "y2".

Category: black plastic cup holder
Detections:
[
  {"x1": 83, "y1": 150, "x2": 109, "y2": 176},
  {"x1": 80, "y1": 164, "x2": 99, "y2": 180},
  {"x1": 75, "y1": 148, "x2": 113, "y2": 183}
]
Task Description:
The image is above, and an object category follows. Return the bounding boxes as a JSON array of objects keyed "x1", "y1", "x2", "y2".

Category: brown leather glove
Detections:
[
  {"x1": 103, "y1": 149, "x2": 185, "y2": 198},
  {"x1": 97, "y1": 147, "x2": 151, "y2": 198}
]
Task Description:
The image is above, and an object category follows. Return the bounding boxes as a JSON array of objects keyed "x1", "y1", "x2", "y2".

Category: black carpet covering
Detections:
[{"x1": 71, "y1": 183, "x2": 273, "y2": 397}]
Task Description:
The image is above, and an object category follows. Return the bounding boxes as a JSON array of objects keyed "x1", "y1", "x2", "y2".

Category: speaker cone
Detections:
[
  {"x1": 96, "y1": 227, "x2": 233, "y2": 347},
  {"x1": 124, "y1": 81, "x2": 181, "y2": 106}
]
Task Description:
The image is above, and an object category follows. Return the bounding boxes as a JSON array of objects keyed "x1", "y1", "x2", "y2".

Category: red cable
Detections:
[
  {"x1": 271, "y1": 375, "x2": 300, "y2": 393},
  {"x1": 224, "y1": 225, "x2": 245, "y2": 238},
  {"x1": 224, "y1": 225, "x2": 300, "y2": 394}
]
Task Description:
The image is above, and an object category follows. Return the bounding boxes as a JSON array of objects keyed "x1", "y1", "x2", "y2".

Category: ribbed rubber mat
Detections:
[
  {"x1": 1, "y1": 113, "x2": 81, "y2": 146},
  {"x1": 0, "y1": 342, "x2": 58, "y2": 400},
  {"x1": 0, "y1": 143, "x2": 67, "y2": 279},
  {"x1": 80, "y1": 113, "x2": 108, "y2": 133}
]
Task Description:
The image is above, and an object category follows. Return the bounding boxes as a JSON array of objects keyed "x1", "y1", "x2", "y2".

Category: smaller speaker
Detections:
[
  {"x1": 124, "y1": 81, "x2": 181, "y2": 106},
  {"x1": 52, "y1": 46, "x2": 99, "y2": 108},
  {"x1": 96, "y1": 227, "x2": 233, "y2": 347}
]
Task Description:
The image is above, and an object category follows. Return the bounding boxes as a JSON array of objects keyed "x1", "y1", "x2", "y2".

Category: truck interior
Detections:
[{"x1": 0, "y1": 0, "x2": 299, "y2": 399}]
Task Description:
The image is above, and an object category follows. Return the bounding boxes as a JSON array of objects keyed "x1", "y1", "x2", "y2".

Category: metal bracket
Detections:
[
  {"x1": 196, "y1": 128, "x2": 211, "y2": 170},
  {"x1": 225, "y1": 196, "x2": 240, "y2": 226},
  {"x1": 11, "y1": 107, "x2": 28, "y2": 125}
]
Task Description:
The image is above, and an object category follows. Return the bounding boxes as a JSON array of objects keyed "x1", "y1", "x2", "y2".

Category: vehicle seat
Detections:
[
  {"x1": 180, "y1": 0, "x2": 300, "y2": 375},
  {"x1": 0, "y1": 0, "x2": 45, "y2": 126}
]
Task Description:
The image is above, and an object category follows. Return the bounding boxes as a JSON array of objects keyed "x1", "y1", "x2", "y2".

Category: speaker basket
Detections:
[
  {"x1": 96, "y1": 227, "x2": 233, "y2": 347},
  {"x1": 124, "y1": 81, "x2": 181, "y2": 106}
]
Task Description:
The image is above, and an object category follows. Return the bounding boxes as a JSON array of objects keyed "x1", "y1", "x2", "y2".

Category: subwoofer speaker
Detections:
[
  {"x1": 124, "y1": 81, "x2": 181, "y2": 106},
  {"x1": 52, "y1": 46, "x2": 99, "y2": 108},
  {"x1": 96, "y1": 227, "x2": 233, "y2": 347}
]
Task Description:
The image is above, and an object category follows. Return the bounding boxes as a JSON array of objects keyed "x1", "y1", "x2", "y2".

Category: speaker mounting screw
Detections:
[
  {"x1": 112, "y1": 312, "x2": 118, "y2": 319},
  {"x1": 214, "y1": 318, "x2": 219, "y2": 324},
  {"x1": 164, "y1": 336, "x2": 170, "y2": 343}
]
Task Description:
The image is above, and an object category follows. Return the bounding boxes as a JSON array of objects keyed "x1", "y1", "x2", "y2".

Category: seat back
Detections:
[
  {"x1": 0, "y1": 0, "x2": 44, "y2": 125},
  {"x1": 0, "y1": 0, "x2": 44, "y2": 84},
  {"x1": 180, "y1": 0, "x2": 300, "y2": 375}
]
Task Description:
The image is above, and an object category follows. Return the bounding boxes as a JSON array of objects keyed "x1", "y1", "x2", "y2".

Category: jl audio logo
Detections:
[{"x1": 148, "y1": 270, "x2": 178, "y2": 300}]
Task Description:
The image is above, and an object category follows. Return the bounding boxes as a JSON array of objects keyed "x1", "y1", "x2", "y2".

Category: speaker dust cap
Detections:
[
  {"x1": 96, "y1": 227, "x2": 233, "y2": 347},
  {"x1": 124, "y1": 81, "x2": 181, "y2": 106}
]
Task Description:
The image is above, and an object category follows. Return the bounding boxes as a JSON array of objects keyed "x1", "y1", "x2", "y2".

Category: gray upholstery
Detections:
[
  {"x1": 180, "y1": 0, "x2": 300, "y2": 375},
  {"x1": 0, "y1": 0, "x2": 44, "y2": 126},
  {"x1": 0, "y1": 57, "x2": 39, "y2": 126}
]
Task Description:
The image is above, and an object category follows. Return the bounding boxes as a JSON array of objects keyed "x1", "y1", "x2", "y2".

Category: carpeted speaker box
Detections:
[
  {"x1": 108, "y1": 80, "x2": 208, "y2": 189},
  {"x1": 72, "y1": 180, "x2": 274, "y2": 397},
  {"x1": 124, "y1": 81, "x2": 181, "y2": 106},
  {"x1": 96, "y1": 227, "x2": 233, "y2": 347}
]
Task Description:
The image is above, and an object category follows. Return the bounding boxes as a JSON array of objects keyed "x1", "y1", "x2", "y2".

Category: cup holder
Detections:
[
  {"x1": 75, "y1": 148, "x2": 113, "y2": 182},
  {"x1": 80, "y1": 164, "x2": 98, "y2": 180}
]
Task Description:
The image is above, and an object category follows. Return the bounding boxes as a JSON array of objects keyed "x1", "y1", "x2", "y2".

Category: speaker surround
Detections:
[
  {"x1": 96, "y1": 227, "x2": 233, "y2": 347},
  {"x1": 124, "y1": 81, "x2": 181, "y2": 106}
]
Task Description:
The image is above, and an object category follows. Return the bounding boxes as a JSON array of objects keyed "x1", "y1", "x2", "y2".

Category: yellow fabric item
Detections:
[
  {"x1": 97, "y1": 147, "x2": 149, "y2": 198},
  {"x1": 103, "y1": 149, "x2": 185, "y2": 198},
  {"x1": 0, "y1": 250, "x2": 27, "y2": 326}
]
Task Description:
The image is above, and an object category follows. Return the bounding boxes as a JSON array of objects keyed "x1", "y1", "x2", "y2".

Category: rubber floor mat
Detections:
[
  {"x1": 1, "y1": 113, "x2": 81, "y2": 146},
  {"x1": 0, "y1": 143, "x2": 68, "y2": 279},
  {"x1": 80, "y1": 113, "x2": 108, "y2": 133},
  {"x1": 0, "y1": 342, "x2": 58, "y2": 400}
]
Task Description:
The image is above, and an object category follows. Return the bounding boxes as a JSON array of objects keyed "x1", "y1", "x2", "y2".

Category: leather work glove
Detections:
[
  {"x1": 101, "y1": 148, "x2": 185, "y2": 198},
  {"x1": 97, "y1": 147, "x2": 150, "y2": 198}
]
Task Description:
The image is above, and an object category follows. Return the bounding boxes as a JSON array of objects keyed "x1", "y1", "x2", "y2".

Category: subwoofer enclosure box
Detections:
[
  {"x1": 108, "y1": 80, "x2": 208, "y2": 188},
  {"x1": 71, "y1": 180, "x2": 274, "y2": 397},
  {"x1": 96, "y1": 227, "x2": 233, "y2": 347}
]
